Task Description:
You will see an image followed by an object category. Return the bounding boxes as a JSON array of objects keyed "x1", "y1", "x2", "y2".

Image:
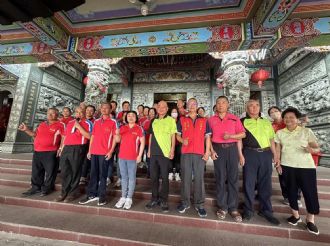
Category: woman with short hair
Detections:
[{"x1": 275, "y1": 107, "x2": 320, "y2": 235}]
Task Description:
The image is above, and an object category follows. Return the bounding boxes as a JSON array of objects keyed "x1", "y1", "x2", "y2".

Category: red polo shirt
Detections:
[
  {"x1": 34, "y1": 121, "x2": 64, "y2": 152},
  {"x1": 59, "y1": 116, "x2": 74, "y2": 126},
  {"x1": 177, "y1": 116, "x2": 211, "y2": 155},
  {"x1": 142, "y1": 119, "x2": 151, "y2": 146},
  {"x1": 272, "y1": 121, "x2": 286, "y2": 133},
  {"x1": 119, "y1": 124, "x2": 144, "y2": 160},
  {"x1": 138, "y1": 116, "x2": 148, "y2": 126},
  {"x1": 64, "y1": 119, "x2": 93, "y2": 146},
  {"x1": 90, "y1": 117, "x2": 118, "y2": 155},
  {"x1": 208, "y1": 113, "x2": 245, "y2": 143}
]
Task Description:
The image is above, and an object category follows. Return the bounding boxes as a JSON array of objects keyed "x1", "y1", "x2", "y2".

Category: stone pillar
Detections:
[
  {"x1": 0, "y1": 64, "x2": 33, "y2": 153},
  {"x1": 84, "y1": 59, "x2": 112, "y2": 107},
  {"x1": 84, "y1": 59, "x2": 123, "y2": 107},
  {"x1": 221, "y1": 52, "x2": 250, "y2": 116}
]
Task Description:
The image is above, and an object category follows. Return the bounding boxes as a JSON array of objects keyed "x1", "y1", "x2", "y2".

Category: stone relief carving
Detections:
[
  {"x1": 54, "y1": 60, "x2": 83, "y2": 81},
  {"x1": 313, "y1": 128, "x2": 330, "y2": 154},
  {"x1": 37, "y1": 86, "x2": 80, "y2": 113},
  {"x1": 84, "y1": 60, "x2": 114, "y2": 107},
  {"x1": 307, "y1": 114, "x2": 330, "y2": 126},
  {"x1": 279, "y1": 53, "x2": 323, "y2": 85},
  {"x1": 42, "y1": 73, "x2": 81, "y2": 99},
  {"x1": 278, "y1": 48, "x2": 310, "y2": 75},
  {"x1": 279, "y1": 59, "x2": 327, "y2": 96},
  {"x1": 43, "y1": 66, "x2": 83, "y2": 90},
  {"x1": 1, "y1": 64, "x2": 31, "y2": 143},
  {"x1": 281, "y1": 78, "x2": 330, "y2": 114},
  {"x1": 261, "y1": 91, "x2": 276, "y2": 115}
]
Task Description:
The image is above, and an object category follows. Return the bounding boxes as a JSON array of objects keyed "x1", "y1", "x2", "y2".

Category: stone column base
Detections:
[{"x1": 0, "y1": 142, "x2": 33, "y2": 153}]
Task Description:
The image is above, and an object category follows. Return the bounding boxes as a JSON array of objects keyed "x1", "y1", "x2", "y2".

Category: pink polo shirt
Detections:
[{"x1": 208, "y1": 113, "x2": 245, "y2": 143}]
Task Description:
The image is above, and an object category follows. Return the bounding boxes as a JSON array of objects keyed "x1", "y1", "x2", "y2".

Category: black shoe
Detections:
[
  {"x1": 258, "y1": 211, "x2": 280, "y2": 226},
  {"x1": 22, "y1": 189, "x2": 41, "y2": 196},
  {"x1": 145, "y1": 200, "x2": 159, "y2": 210},
  {"x1": 287, "y1": 216, "x2": 302, "y2": 226},
  {"x1": 39, "y1": 191, "x2": 50, "y2": 197},
  {"x1": 78, "y1": 196, "x2": 99, "y2": 205},
  {"x1": 97, "y1": 198, "x2": 107, "y2": 206},
  {"x1": 242, "y1": 212, "x2": 253, "y2": 221},
  {"x1": 177, "y1": 203, "x2": 190, "y2": 214},
  {"x1": 160, "y1": 201, "x2": 169, "y2": 213},
  {"x1": 306, "y1": 221, "x2": 319, "y2": 235}
]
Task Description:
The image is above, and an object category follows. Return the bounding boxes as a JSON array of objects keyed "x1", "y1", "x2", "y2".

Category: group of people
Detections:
[{"x1": 19, "y1": 96, "x2": 321, "y2": 235}]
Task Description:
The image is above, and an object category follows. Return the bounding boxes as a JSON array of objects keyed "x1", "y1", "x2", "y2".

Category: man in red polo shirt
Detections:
[
  {"x1": 79, "y1": 102, "x2": 118, "y2": 206},
  {"x1": 176, "y1": 98, "x2": 211, "y2": 217},
  {"x1": 19, "y1": 108, "x2": 64, "y2": 196},
  {"x1": 55, "y1": 106, "x2": 92, "y2": 203},
  {"x1": 59, "y1": 107, "x2": 73, "y2": 126},
  {"x1": 177, "y1": 99, "x2": 188, "y2": 117},
  {"x1": 208, "y1": 96, "x2": 246, "y2": 222},
  {"x1": 117, "y1": 101, "x2": 130, "y2": 123},
  {"x1": 80, "y1": 104, "x2": 97, "y2": 185}
]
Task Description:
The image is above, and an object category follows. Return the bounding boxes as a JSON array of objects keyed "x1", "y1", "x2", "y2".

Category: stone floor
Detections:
[{"x1": 0, "y1": 231, "x2": 91, "y2": 246}]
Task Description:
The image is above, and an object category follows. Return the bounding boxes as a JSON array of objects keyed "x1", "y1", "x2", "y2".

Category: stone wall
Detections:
[
  {"x1": 0, "y1": 63, "x2": 83, "y2": 153},
  {"x1": 277, "y1": 49, "x2": 330, "y2": 166},
  {"x1": 132, "y1": 81, "x2": 211, "y2": 115}
]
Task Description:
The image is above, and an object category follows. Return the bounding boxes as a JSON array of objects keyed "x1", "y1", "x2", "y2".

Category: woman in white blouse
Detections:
[{"x1": 275, "y1": 107, "x2": 320, "y2": 235}]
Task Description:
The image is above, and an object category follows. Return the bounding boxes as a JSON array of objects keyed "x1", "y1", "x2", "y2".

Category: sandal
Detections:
[
  {"x1": 230, "y1": 211, "x2": 242, "y2": 223},
  {"x1": 216, "y1": 209, "x2": 227, "y2": 220}
]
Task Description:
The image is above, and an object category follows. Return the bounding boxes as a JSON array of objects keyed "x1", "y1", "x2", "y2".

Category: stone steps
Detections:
[
  {"x1": 0, "y1": 155, "x2": 330, "y2": 245},
  {"x1": 0, "y1": 185, "x2": 329, "y2": 245}
]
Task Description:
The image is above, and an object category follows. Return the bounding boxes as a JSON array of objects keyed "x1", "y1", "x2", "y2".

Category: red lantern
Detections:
[
  {"x1": 250, "y1": 69, "x2": 270, "y2": 88},
  {"x1": 83, "y1": 76, "x2": 88, "y2": 86}
]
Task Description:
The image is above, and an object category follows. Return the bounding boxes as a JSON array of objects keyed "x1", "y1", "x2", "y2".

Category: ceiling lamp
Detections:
[
  {"x1": 129, "y1": 0, "x2": 153, "y2": 16},
  {"x1": 141, "y1": 4, "x2": 149, "y2": 16}
]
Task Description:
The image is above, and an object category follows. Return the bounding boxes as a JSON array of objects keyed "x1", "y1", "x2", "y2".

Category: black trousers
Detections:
[
  {"x1": 213, "y1": 143, "x2": 239, "y2": 213},
  {"x1": 31, "y1": 151, "x2": 58, "y2": 193},
  {"x1": 150, "y1": 155, "x2": 171, "y2": 202},
  {"x1": 170, "y1": 144, "x2": 181, "y2": 173},
  {"x1": 59, "y1": 144, "x2": 88, "y2": 197},
  {"x1": 243, "y1": 148, "x2": 273, "y2": 216},
  {"x1": 81, "y1": 156, "x2": 91, "y2": 179},
  {"x1": 282, "y1": 165, "x2": 320, "y2": 214},
  {"x1": 88, "y1": 155, "x2": 113, "y2": 199},
  {"x1": 278, "y1": 171, "x2": 301, "y2": 200}
]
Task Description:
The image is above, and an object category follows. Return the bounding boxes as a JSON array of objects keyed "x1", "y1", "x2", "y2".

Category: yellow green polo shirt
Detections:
[
  {"x1": 242, "y1": 116, "x2": 275, "y2": 148},
  {"x1": 275, "y1": 126, "x2": 318, "y2": 168},
  {"x1": 150, "y1": 116, "x2": 177, "y2": 157}
]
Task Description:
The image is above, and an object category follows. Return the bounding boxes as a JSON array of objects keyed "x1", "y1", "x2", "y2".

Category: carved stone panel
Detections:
[
  {"x1": 278, "y1": 48, "x2": 310, "y2": 75},
  {"x1": 279, "y1": 59, "x2": 327, "y2": 97},
  {"x1": 42, "y1": 73, "x2": 81, "y2": 100},
  {"x1": 37, "y1": 86, "x2": 80, "y2": 116},
  {"x1": 281, "y1": 78, "x2": 330, "y2": 114}
]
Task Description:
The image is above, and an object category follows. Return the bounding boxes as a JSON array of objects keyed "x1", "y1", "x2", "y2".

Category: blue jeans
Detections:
[
  {"x1": 119, "y1": 159, "x2": 137, "y2": 198},
  {"x1": 88, "y1": 155, "x2": 113, "y2": 199}
]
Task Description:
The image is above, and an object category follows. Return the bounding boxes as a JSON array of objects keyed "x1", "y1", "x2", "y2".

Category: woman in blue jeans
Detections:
[{"x1": 115, "y1": 111, "x2": 145, "y2": 210}]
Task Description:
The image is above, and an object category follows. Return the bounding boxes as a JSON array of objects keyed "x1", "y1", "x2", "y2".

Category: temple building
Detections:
[{"x1": 0, "y1": 0, "x2": 330, "y2": 166}]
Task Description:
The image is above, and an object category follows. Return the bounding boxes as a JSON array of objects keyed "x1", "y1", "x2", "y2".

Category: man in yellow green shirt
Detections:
[
  {"x1": 240, "y1": 99, "x2": 280, "y2": 225},
  {"x1": 145, "y1": 100, "x2": 177, "y2": 213}
]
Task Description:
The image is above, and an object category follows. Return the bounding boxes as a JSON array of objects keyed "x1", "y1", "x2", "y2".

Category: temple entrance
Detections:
[
  {"x1": 154, "y1": 93, "x2": 187, "y2": 112},
  {"x1": 0, "y1": 90, "x2": 13, "y2": 142}
]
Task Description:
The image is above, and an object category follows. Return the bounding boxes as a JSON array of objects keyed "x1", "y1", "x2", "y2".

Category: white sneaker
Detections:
[
  {"x1": 298, "y1": 200, "x2": 303, "y2": 208},
  {"x1": 115, "y1": 197, "x2": 126, "y2": 208},
  {"x1": 168, "y1": 173, "x2": 174, "y2": 181},
  {"x1": 114, "y1": 178, "x2": 121, "y2": 187},
  {"x1": 123, "y1": 198, "x2": 133, "y2": 210},
  {"x1": 175, "y1": 173, "x2": 181, "y2": 181}
]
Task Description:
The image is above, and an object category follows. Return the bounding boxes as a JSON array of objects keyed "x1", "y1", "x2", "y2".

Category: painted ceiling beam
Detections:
[
  {"x1": 252, "y1": 0, "x2": 302, "y2": 37},
  {"x1": 0, "y1": 17, "x2": 329, "y2": 64}
]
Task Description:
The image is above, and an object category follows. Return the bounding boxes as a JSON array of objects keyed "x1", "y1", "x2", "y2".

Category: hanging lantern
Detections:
[
  {"x1": 250, "y1": 68, "x2": 270, "y2": 88},
  {"x1": 83, "y1": 76, "x2": 88, "y2": 86}
]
